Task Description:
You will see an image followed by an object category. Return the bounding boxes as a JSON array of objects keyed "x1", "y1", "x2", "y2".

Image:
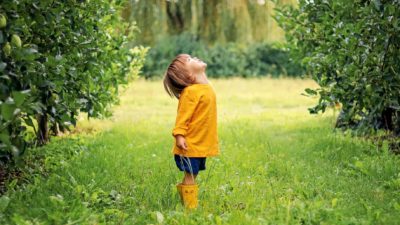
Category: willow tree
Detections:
[{"x1": 123, "y1": 0, "x2": 296, "y2": 46}]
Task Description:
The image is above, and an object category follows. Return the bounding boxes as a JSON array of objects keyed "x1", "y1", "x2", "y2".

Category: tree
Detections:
[
  {"x1": 0, "y1": 0, "x2": 146, "y2": 163},
  {"x1": 124, "y1": 0, "x2": 296, "y2": 46},
  {"x1": 275, "y1": 0, "x2": 400, "y2": 136}
]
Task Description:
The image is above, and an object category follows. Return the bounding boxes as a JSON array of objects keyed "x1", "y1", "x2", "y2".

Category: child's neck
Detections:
[{"x1": 193, "y1": 71, "x2": 209, "y2": 84}]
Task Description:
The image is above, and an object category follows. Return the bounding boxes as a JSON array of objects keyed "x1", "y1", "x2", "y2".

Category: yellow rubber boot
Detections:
[{"x1": 180, "y1": 184, "x2": 199, "y2": 209}]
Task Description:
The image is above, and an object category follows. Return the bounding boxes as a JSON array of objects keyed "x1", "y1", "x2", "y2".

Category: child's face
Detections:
[{"x1": 184, "y1": 54, "x2": 207, "y2": 74}]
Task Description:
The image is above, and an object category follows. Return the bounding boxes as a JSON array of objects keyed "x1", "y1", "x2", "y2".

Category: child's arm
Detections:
[{"x1": 172, "y1": 88, "x2": 199, "y2": 150}]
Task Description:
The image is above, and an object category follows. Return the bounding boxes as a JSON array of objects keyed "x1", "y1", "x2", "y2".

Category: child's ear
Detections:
[{"x1": 189, "y1": 72, "x2": 196, "y2": 83}]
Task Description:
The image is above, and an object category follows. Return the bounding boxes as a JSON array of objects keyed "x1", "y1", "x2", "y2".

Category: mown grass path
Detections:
[{"x1": 1, "y1": 77, "x2": 399, "y2": 224}]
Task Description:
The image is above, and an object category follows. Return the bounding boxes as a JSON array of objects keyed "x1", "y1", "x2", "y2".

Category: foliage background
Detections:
[
  {"x1": 0, "y1": 0, "x2": 146, "y2": 164},
  {"x1": 275, "y1": 0, "x2": 400, "y2": 138},
  {"x1": 123, "y1": 0, "x2": 304, "y2": 78}
]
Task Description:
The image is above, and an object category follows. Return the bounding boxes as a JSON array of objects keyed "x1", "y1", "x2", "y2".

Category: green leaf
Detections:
[
  {"x1": 373, "y1": 0, "x2": 382, "y2": 11},
  {"x1": 0, "y1": 195, "x2": 10, "y2": 212},
  {"x1": 1, "y1": 102, "x2": 15, "y2": 120},
  {"x1": 304, "y1": 88, "x2": 317, "y2": 96},
  {"x1": 0, "y1": 62, "x2": 6, "y2": 72},
  {"x1": 12, "y1": 90, "x2": 30, "y2": 107},
  {"x1": 0, "y1": 131, "x2": 10, "y2": 145}
]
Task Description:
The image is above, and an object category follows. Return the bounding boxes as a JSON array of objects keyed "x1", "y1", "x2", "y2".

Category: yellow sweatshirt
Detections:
[{"x1": 171, "y1": 83, "x2": 220, "y2": 157}]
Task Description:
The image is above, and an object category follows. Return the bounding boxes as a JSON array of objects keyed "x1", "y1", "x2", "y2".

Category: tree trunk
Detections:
[
  {"x1": 51, "y1": 122, "x2": 59, "y2": 136},
  {"x1": 380, "y1": 107, "x2": 394, "y2": 131},
  {"x1": 36, "y1": 114, "x2": 49, "y2": 145}
]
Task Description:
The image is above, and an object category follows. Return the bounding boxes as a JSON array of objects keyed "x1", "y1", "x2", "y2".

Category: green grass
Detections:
[{"x1": 1, "y1": 77, "x2": 399, "y2": 224}]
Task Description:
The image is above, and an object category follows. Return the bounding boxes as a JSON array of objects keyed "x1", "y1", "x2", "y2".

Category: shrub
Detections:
[
  {"x1": 0, "y1": 0, "x2": 146, "y2": 163},
  {"x1": 141, "y1": 32, "x2": 305, "y2": 79},
  {"x1": 275, "y1": 0, "x2": 400, "y2": 136}
]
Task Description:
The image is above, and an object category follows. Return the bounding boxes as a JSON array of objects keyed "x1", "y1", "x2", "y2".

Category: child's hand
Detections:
[{"x1": 175, "y1": 134, "x2": 188, "y2": 151}]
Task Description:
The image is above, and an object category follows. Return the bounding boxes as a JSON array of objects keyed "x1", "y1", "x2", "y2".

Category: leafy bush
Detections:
[
  {"x1": 141, "y1": 32, "x2": 305, "y2": 79},
  {"x1": 275, "y1": 0, "x2": 400, "y2": 136},
  {"x1": 0, "y1": 0, "x2": 146, "y2": 163}
]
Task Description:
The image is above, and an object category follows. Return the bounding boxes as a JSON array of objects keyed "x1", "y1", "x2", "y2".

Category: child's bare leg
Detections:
[{"x1": 181, "y1": 171, "x2": 197, "y2": 185}]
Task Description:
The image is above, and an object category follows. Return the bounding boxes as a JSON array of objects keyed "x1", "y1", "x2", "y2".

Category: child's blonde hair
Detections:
[{"x1": 163, "y1": 54, "x2": 195, "y2": 99}]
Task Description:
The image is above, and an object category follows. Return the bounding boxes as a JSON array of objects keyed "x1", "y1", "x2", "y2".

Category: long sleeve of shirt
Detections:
[{"x1": 172, "y1": 88, "x2": 199, "y2": 137}]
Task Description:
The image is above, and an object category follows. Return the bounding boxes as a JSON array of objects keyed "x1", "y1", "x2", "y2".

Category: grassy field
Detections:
[{"x1": 1, "y1": 77, "x2": 399, "y2": 224}]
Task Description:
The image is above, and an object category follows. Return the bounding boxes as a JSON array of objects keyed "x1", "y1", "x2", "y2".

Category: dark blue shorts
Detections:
[{"x1": 174, "y1": 154, "x2": 206, "y2": 175}]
